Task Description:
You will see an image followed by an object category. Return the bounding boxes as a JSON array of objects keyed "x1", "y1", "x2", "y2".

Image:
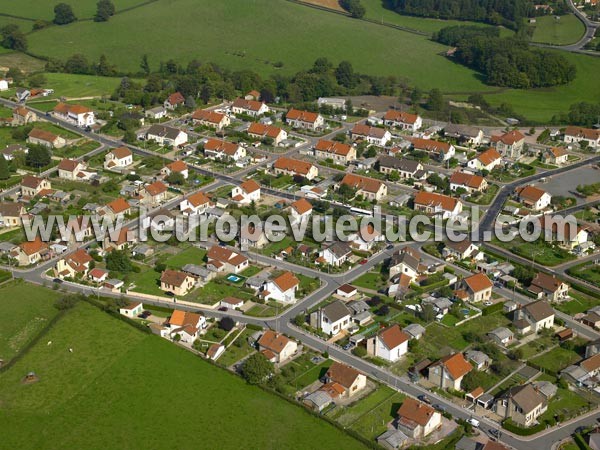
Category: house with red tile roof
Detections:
[
  {"x1": 515, "y1": 185, "x2": 552, "y2": 211},
  {"x1": 396, "y1": 397, "x2": 442, "y2": 439},
  {"x1": 231, "y1": 180, "x2": 261, "y2": 205},
  {"x1": 53, "y1": 102, "x2": 95, "y2": 127},
  {"x1": 232, "y1": 98, "x2": 269, "y2": 117},
  {"x1": 11, "y1": 237, "x2": 49, "y2": 266},
  {"x1": 247, "y1": 123, "x2": 287, "y2": 145},
  {"x1": 55, "y1": 248, "x2": 93, "y2": 279},
  {"x1": 27, "y1": 128, "x2": 66, "y2": 149},
  {"x1": 261, "y1": 271, "x2": 300, "y2": 304},
  {"x1": 541, "y1": 147, "x2": 568, "y2": 166},
  {"x1": 164, "y1": 92, "x2": 185, "y2": 110},
  {"x1": 413, "y1": 191, "x2": 463, "y2": 219},
  {"x1": 179, "y1": 191, "x2": 212, "y2": 215},
  {"x1": 257, "y1": 330, "x2": 298, "y2": 363},
  {"x1": 384, "y1": 110, "x2": 422, "y2": 132},
  {"x1": 160, "y1": 269, "x2": 197, "y2": 296},
  {"x1": 367, "y1": 324, "x2": 410, "y2": 362},
  {"x1": 162, "y1": 309, "x2": 207, "y2": 344},
  {"x1": 105, "y1": 198, "x2": 131, "y2": 219},
  {"x1": 57, "y1": 158, "x2": 96, "y2": 181},
  {"x1": 467, "y1": 148, "x2": 502, "y2": 172},
  {"x1": 409, "y1": 137, "x2": 455, "y2": 161},
  {"x1": 104, "y1": 147, "x2": 133, "y2": 170},
  {"x1": 191, "y1": 109, "x2": 230, "y2": 130},
  {"x1": 285, "y1": 108, "x2": 325, "y2": 130},
  {"x1": 324, "y1": 362, "x2": 367, "y2": 398},
  {"x1": 338, "y1": 173, "x2": 387, "y2": 201},
  {"x1": 141, "y1": 181, "x2": 168, "y2": 206},
  {"x1": 203, "y1": 138, "x2": 246, "y2": 161},
  {"x1": 314, "y1": 139, "x2": 356, "y2": 164},
  {"x1": 351, "y1": 123, "x2": 391, "y2": 147},
  {"x1": 462, "y1": 272, "x2": 493, "y2": 302},
  {"x1": 449, "y1": 171, "x2": 487, "y2": 193},
  {"x1": 273, "y1": 157, "x2": 319, "y2": 180},
  {"x1": 161, "y1": 159, "x2": 189, "y2": 179},
  {"x1": 427, "y1": 353, "x2": 473, "y2": 391},
  {"x1": 491, "y1": 129, "x2": 525, "y2": 158},
  {"x1": 12, "y1": 106, "x2": 37, "y2": 126},
  {"x1": 564, "y1": 126, "x2": 600, "y2": 149},
  {"x1": 206, "y1": 245, "x2": 249, "y2": 274},
  {"x1": 289, "y1": 198, "x2": 313, "y2": 223},
  {"x1": 20, "y1": 175, "x2": 51, "y2": 198}
]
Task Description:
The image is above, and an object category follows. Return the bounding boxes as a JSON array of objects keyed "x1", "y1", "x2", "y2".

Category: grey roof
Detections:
[
  {"x1": 146, "y1": 106, "x2": 166, "y2": 114},
  {"x1": 133, "y1": 244, "x2": 153, "y2": 254},
  {"x1": 532, "y1": 380, "x2": 557, "y2": 399},
  {"x1": 589, "y1": 432, "x2": 600, "y2": 450},
  {"x1": 390, "y1": 251, "x2": 420, "y2": 272},
  {"x1": 347, "y1": 300, "x2": 370, "y2": 315},
  {"x1": 354, "y1": 311, "x2": 372, "y2": 322},
  {"x1": 0, "y1": 242, "x2": 17, "y2": 252},
  {"x1": 524, "y1": 300, "x2": 554, "y2": 322},
  {"x1": 378, "y1": 155, "x2": 421, "y2": 173},
  {"x1": 444, "y1": 123, "x2": 482, "y2": 139},
  {"x1": 561, "y1": 365, "x2": 589, "y2": 381},
  {"x1": 304, "y1": 390, "x2": 332, "y2": 409},
  {"x1": 324, "y1": 241, "x2": 352, "y2": 259},
  {"x1": 501, "y1": 383, "x2": 545, "y2": 414},
  {"x1": 377, "y1": 429, "x2": 409, "y2": 449},
  {"x1": 404, "y1": 323, "x2": 425, "y2": 338},
  {"x1": 322, "y1": 300, "x2": 351, "y2": 323},
  {"x1": 83, "y1": 203, "x2": 100, "y2": 212},
  {"x1": 455, "y1": 436, "x2": 479, "y2": 450},
  {"x1": 246, "y1": 274, "x2": 270, "y2": 288},
  {"x1": 182, "y1": 264, "x2": 210, "y2": 278},
  {"x1": 465, "y1": 350, "x2": 491, "y2": 366},
  {"x1": 147, "y1": 124, "x2": 182, "y2": 140},
  {"x1": 2, "y1": 143, "x2": 27, "y2": 155},
  {"x1": 489, "y1": 327, "x2": 513, "y2": 341}
]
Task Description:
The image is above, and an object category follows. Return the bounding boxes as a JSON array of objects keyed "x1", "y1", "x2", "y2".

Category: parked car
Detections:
[
  {"x1": 467, "y1": 417, "x2": 480, "y2": 428},
  {"x1": 342, "y1": 343, "x2": 352, "y2": 351},
  {"x1": 52, "y1": 278, "x2": 63, "y2": 284},
  {"x1": 433, "y1": 404, "x2": 446, "y2": 412},
  {"x1": 218, "y1": 306, "x2": 228, "y2": 312},
  {"x1": 417, "y1": 395, "x2": 431, "y2": 404},
  {"x1": 359, "y1": 259, "x2": 368, "y2": 265}
]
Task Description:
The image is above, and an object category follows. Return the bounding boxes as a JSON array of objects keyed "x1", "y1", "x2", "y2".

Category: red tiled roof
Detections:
[
  {"x1": 286, "y1": 108, "x2": 320, "y2": 124},
  {"x1": 397, "y1": 397, "x2": 437, "y2": 426},
  {"x1": 192, "y1": 109, "x2": 226, "y2": 124},
  {"x1": 449, "y1": 171, "x2": 485, "y2": 189},
  {"x1": 167, "y1": 92, "x2": 185, "y2": 105},
  {"x1": 384, "y1": 110, "x2": 418, "y2": 124},
  {"x1": 464, "y1": 273, "x2": 493, "y2": 293},
  {"x1": 54, "y1": 102, "x2": 92, "y2": 115},
  {"x1": 274, "y1": 157, "x2": 315, "y2": 176},
  {"x1": 272, "y1": 271, "x2": 299, "y2": 292},
  {"x1": 107, "y1": 198, "x2": 130, "y2": 214},
  {"x1": 314, "y1": 139, "x2": 353, "y2": 157},
  {"x1": 476, "y1": 148, "x2": 502, "y2": 166},
  {"x1": 340, "y1": 173, "x2": 384, "y2": 194},
  {"x1": 248, "y1": 122, "x2": 284, "y2": 139},
  {"x1": 379, "y1": 324, "x2": 409, "y2": 350},
  {"x1": 414, "y1": 191, "x2": 459, "y2": 212}
]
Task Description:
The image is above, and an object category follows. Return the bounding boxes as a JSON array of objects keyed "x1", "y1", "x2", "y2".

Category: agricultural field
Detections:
[
  {"x1": 0, "y1": 0, "x2": 151, "y2": 21},
  {"x1": 0, "y1": 301, "x2": 368, "y2": 450},
  {"x1": 530, "y1": 14, "x2": 585, "y2": 45},
  {"x1": 0, "y1": 282, "x2": 61, "y2": 362}
]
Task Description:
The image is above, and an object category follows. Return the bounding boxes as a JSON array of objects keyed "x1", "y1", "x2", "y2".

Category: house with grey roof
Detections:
[
  {"x1": 465, "y1": 350, "x2": 492, "y2": 371},
  {"x1": 488, "y1": 327, "x2": 514, "y2": 346},
  {"x1": 303, "y1": 390, "x2": 332, "y2": 412},
  {"x1": 310, "y1": 300, "x2": 351, "y2": 336},
  {"x1": 404, "y1": 323, "x2": 426, "y2": 340},
  {"x1": 377, "y1": 429, "x2": 410, "y2": 450},
  {"x1": 494, "y1": 383, "x2": 547, "y2": 427}
]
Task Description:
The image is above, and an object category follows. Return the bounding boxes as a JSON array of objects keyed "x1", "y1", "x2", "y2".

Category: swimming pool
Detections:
[{"x1": 227, "y1": 274, "x2": 242, "y2": 283}]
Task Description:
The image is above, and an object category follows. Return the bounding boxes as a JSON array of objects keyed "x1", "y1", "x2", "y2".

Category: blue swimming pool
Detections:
[{"x1": 227, "y1": 274, "x2": 242, "y2": 283}]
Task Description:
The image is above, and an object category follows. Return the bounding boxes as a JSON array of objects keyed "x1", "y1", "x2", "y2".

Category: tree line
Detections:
[
  {"x1": 434, "y1": 25, "x2": 576, "y2": 89},
  {"x1": 387, "y1": 0, "x2": 533, "y2": 29}
]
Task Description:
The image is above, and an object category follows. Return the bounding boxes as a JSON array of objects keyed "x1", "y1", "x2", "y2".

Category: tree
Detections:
[
  {"x1": 0, "y1": 156, "x2": 10, "y2": 180},
  {"x1": 340, "y1": 0, "x2": 366, "y2": 18},
  {"x1": 293, "y1": 314, "x2": 305, "y2": 326},
  {"x1": 185, "y1": 95, "x2": 196, "y2": 108},
  {"x1": 427, "y1": 88, "x2": 446, "y2": 111},
  {"x1": 388, "y1": 170, "x2": 400, "y2": 182},
  {"x1": 335, "y1": 61, "x2": 357, "y2": 89},
  {"x1": 94, "y1": 0, "x2": 115, "y2": 22},
  {"x1": 106, "y1": 249, "x2": 133, "y2": 273},
  {"x1": 219, "y1": 317, "x2": 235, "y2": 331},
  {"x1": 28, "y1": 73, "x2": 47, "y2": 88},
  {"x1": 165, "y1": 172, "x2": 185, "y2": 185},
  {"x1": 310, "y1": 57, "x2": 332, "y2": 74},
  {"x1": 241, "y1": 353, "x2": 273, "y2": 384},
  {"x1": 64, "y1": 54, "x2": 90, "y2": 74},
  {"x1": 26, "y1": 145, "x2": 51, "y2": 168},
  {"x1": 0, "y1": 25, "x2": 27, "y2": 52},
  {"x1": 410, "y1": 87, "x2": 423, "y2": 105},
  {"x1": 53, "y1": 3, "x2": 77, "y2": 25},
  {"x1": 95, "y1": 54, "x2": 115, "y2": 76}
]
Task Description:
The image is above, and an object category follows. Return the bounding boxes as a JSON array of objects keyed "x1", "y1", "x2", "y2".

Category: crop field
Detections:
[
  {"x1": 531, "y1": 14, "x2": 585, "y2": 45},
  {"x1": 0, "y1": 301, "x2": 368, "y2": 449}
]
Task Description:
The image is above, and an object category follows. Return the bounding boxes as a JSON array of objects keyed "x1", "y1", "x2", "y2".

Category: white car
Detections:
[{"x1": 467, "y1": 417, "x2": 480, "y2": 428}]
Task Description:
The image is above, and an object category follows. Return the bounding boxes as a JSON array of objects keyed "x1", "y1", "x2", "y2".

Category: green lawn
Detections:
[
  {"x1": 531, "y1": 14, "x2": 585, "y2": 46},
  {"x1": 493, "y1": 237, "x2": 575, "y2": 267},
  {"x1": 216, "y1": 328, "x2": 256, "y2": 367},
  {"x1": 568, "y1": 263, "x2": 600, "y2": 286},
  {"x1": 556, "y1": 291, "x2": 600, "y2": 315},
  {"x1": 352, "y1": 270, "x2": 387, "y2": 290},
  {"x1": 529, "y1": 346, "x2": 582, "y2": 374},
  {"x1": 128, "y1": 267, "x2": 163, "y2": 296},
  {"x1": 34, "y1": 73, "x2": 129, "y2": 99},
  {"x1": 0, "y1": 301, "x2": 367, "y2": 449},
  {"x1": 0, "y1": 282, "x2": 61, "y2": 362},
  {"x1": 188, "y1": 279, "x2": 255, "y2": 305},
  {"x1": 164, "y1": 246, "x2": 207, "y2": 269},
  {"x1": 328, "y1": 385, "x2": 398, "y2": 427},
  {"x1": 349, "y1": 390, "x2": 405, "y2": 441}
]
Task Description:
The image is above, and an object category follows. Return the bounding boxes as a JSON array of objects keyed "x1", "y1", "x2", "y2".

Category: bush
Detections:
[{"x1": 502, "y1": 419, "x2": 545, "y2": 435}]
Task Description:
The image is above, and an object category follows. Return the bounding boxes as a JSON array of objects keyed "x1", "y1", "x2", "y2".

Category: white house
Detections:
[
  {"x1": 286, "y1": 108, "x2": 325, "y2": 131},
  {"x1": 312, "y1": 300, "x2": 352, "y2": 335},
  {"x1": 257, "y1": 330, "x2": 298, "y2": 363},
  {"x1": 351, "y1": 124, "x2": 391, "y2": 147},
  {"x1": 104, "y1": 147, "x2": 133, "y2": 170},
  {"x1": 232, "y1": 98, "x2": 269, "y2": 117},
  {"x1": 247, "y1": 123, "x2": 287, "y2": 145},
  {"x1": 162, "y1": 310, "x2": 207, "y2": 344},
  {"x1": 467, "y1": 148, "x2": 503, "y2": 172},
  {"x1": 397, "y1": 398, "x2": 442, "y2": 439},
  {"x1": 383, "y1": 110, "x2": 422, "y2": 132},
  {"x1": 203, "y1": 138, "x2": 246, "y2": 161},
  {"x1": 164, "y1": 92, "x2": 185, "y2": 110},
  {"x1": 564, "y1": 126, "x2": 600, "y2": 149},
  {"x1": 145, "y1": 106, "x2": 167, "y2": 120},
  {"x1": 161, "y1": 160, "x2": 189, "y2": 179},
  {"x1": 53, "y1": 103, "x2": 95, "y2": 128},
  {"x1": 262, "y1": 271, "x2": 299, "y2": 304},
  {"x1": 491, "y1": 130, "x2": 526, "y2": 158},
  {"x1": 318, "y1": 242, "x2": 352, "y2": 267},
  {"x1": 289, "y1": 198, "x2": 312, "y2": 224},
  {"x1": 515, "y1": 185, "x2": 552, "y2": 211},
  {"x1": 367, "y1": 324, "x2": 409, "y2": 362},
  {"x1": 413, "y1": 191, "x2": 463, "y2": 220},
  {"x1": 119, "y1": 302, "x2": 144, "y2": 318},
  {"x1": 57, "y1": 158, "x2": 96, "y2": 181},
  {"x1": 231, "y1": 180, "x2": 261, "y2": 205},
  {"x1": 0, "y1": 79, "x2": 8, "y2": 91},
  {"x1": 410, "y1": 138, "x2": 455, "y2": 162},
  {"x1": 273, "y1": 157, "x2": 318, "y2": 180},
  {"x1": 146, "y1": 124, "x2": 188, "y2": 147},
  {"x1": 179, "y1": 191, "x2": 212, "y2": 215},
  {"x1": 191, "y1": 109, "x2": 231, "y2": 131}
]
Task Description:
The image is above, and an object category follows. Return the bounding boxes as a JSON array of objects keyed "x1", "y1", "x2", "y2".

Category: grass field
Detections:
[
  {"x1": 0, "y1": 0, "x2": 151, "y2": 21},
  {"x1": 531, "y1": 14, "x2": 585, "y2": 45},
  {"x1": 0, "y1": 301, "x2": 368, "y2": 449},
  {"x1": 0, "y1": 282, "x2": 61, "y2": 362},
  {"x1": 529, "y1": 346, "x2": 582, "y2": 374},
  {"x1": 37, "y1": 73, "x2": 126, "y2": 99}
]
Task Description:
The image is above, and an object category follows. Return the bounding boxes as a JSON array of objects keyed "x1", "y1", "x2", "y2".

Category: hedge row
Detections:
[
  {"x1": 482, "y1": 302, "x2": 504, "y2": 316},
  {"x1": 502, "y1": 419, "x2": 545, "y2": 435}
]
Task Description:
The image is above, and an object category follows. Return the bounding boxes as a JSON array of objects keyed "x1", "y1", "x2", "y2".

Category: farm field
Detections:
[
  {"x1": 0, "y1": 301, "x2": 368, "y2": 450},
  {"x1": 8, "y1": 0, "x2": 595, "y2": 122},
  {"x1": 531, "y1": 14, "x2": 585, "y2": 45},
  {"x1": 0, "y1": 282, "x2": 61, "y2": 362},
  {"x1": 0, "y1": 0, "x2": 151, "y2": 21}
]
